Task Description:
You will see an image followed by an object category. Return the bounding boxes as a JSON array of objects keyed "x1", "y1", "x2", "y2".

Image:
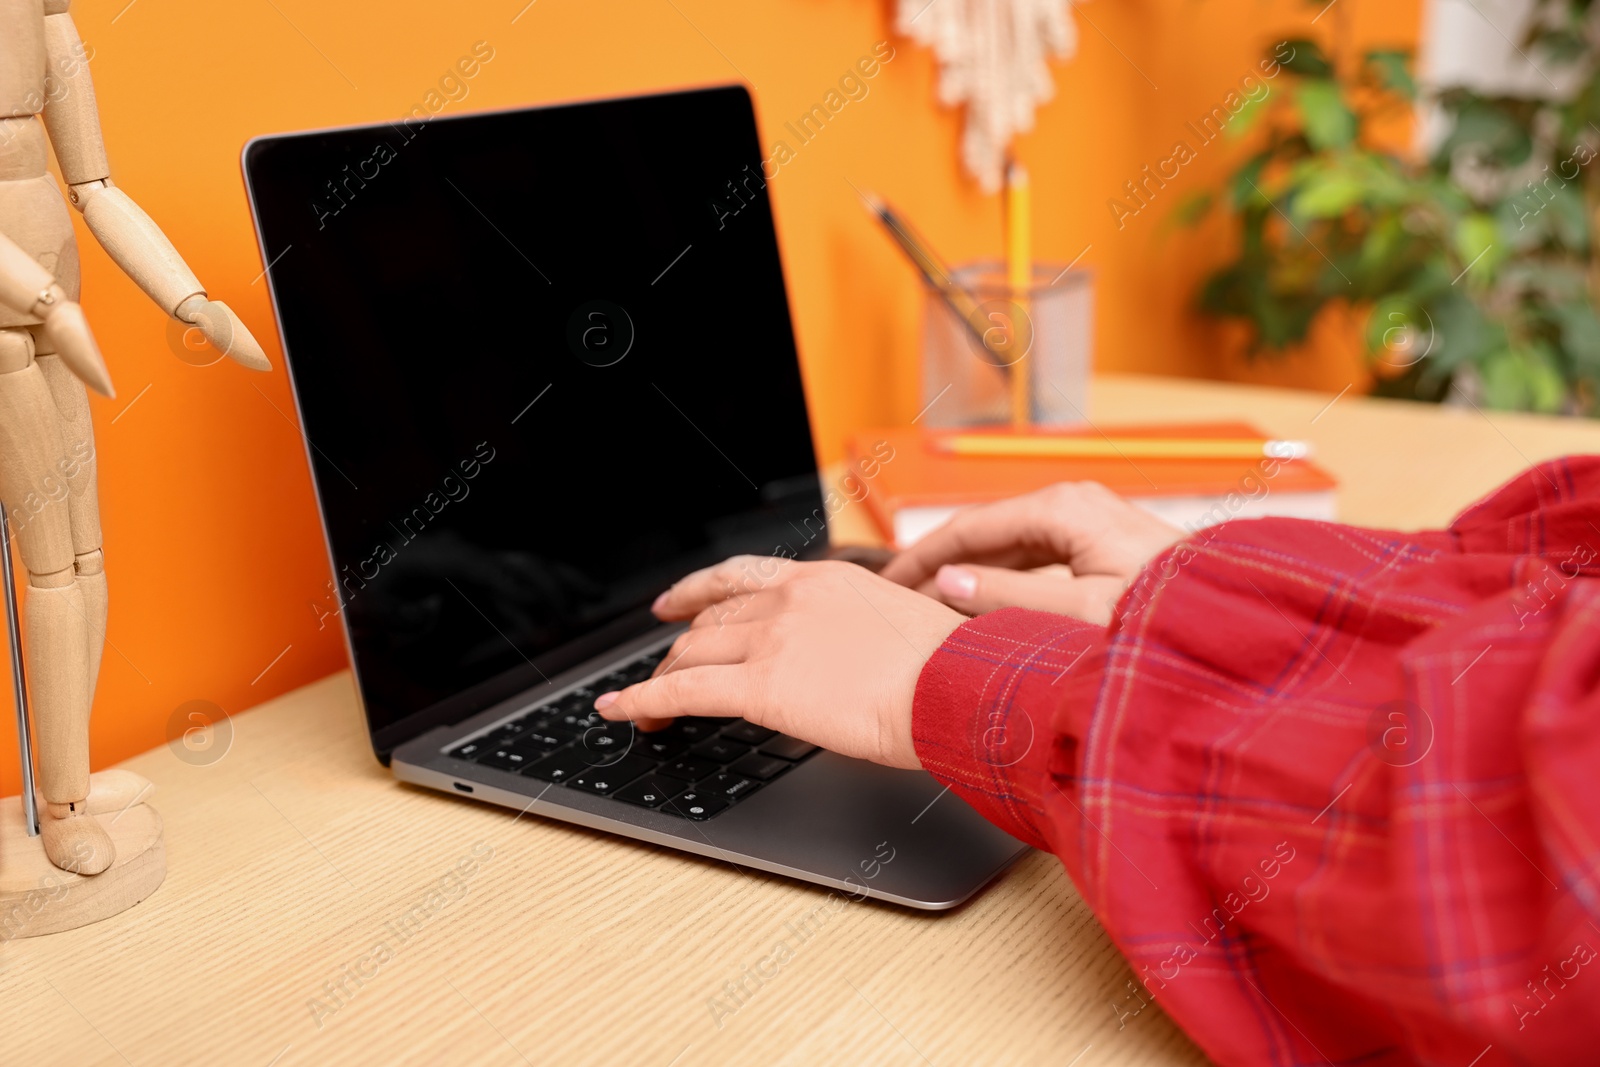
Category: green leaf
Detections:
[
  {"x1": 1357, "y1": 216, "x2": 1406, "y2": 275},
  {"x1": 1454, "y1": 214, "x2": 1499, "y2": 281},
  {"x1": 1555, "y1": 302, "x2": 1600, "y2": 375},
  {"x1": 1428, "y1": 290, "x2": 1501, "y2": 371},
  {"x1": 1547, "y1": 181, "x2": 1590, "y2": 251},
  {"x1": 1496, "y1": 188, "x2": 1550, "y2": 252},
  {"x1": 1364, "y1": 49, "x2": 1416, "y2": 101},
  {"x1": 1276, "y1": 38, "x2": 1332, "y2": 78},
  {"x1": 1226, "y1": 89, "x2": 1272, "y2": 139},
  {"x1": 1481, "y1": 346, "x2": 1569, "y2": 412},
  {"x1": 1433, "y1": 98, "x2": 1534, "y2": 168},
  {"x1": 1296, "y1": 82, "x2": 1357, "y2": 150},
  {"x1": 1480, "y1": 349, "x2": 1526, "y2": 409},
  {"x1": 1229, "y1": 151, "x2": 1273, "y2": 212},
  {"x1": 1527, "y1": 346, "x2": 1569, "y2": 412},
  {"x1": 1293, "y1": 170, "x2": 1367, "y2": 218}
]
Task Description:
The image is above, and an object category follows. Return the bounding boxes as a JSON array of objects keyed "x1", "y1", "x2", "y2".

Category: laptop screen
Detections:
[{"x1": 243, "y1": 86, "x2": 823, "y2": 758}]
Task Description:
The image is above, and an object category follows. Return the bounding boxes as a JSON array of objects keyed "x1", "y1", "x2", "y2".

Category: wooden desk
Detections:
[{"x1": 6, "y1": 376, "x2": 1600, "y2": 1066}]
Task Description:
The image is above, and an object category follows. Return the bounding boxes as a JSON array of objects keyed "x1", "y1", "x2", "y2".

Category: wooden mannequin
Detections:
[{"x1": 0, "y1": 0, "x2": 269, "y2": 881}]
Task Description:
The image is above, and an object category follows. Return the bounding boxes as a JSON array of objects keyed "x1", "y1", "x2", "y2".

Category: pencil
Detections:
[
  {"x1": 1006, "y1": 161, "x2": 1032, "y2": 429},
  {"x1": 932, "y1": 435, "x2": 1313, "y2": 460}
]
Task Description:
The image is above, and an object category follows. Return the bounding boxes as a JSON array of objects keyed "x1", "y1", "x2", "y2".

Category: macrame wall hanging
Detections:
[{"x1": 895, "y1": 0, "x2": 1079, "y2": 192}]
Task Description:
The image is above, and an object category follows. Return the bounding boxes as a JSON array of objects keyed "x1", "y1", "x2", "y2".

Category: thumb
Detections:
[
  {"x1": 41, "y1": 301, "x2": 114, "y2": 397},
  {"x1": 195, "y1": 300, "x2": 272, "y2": 372},
  {"x1": 934, "y1": 564, "x2": 1126, "y2": 624}
]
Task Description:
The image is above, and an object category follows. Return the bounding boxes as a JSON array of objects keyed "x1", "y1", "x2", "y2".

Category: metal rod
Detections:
[{"x1": 0, "y1": 504, "x2": 38, "y2": 836}]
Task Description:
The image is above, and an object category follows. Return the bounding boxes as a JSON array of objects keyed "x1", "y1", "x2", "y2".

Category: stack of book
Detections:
[{"x1": 846, "y1": 423, "x2": 1338, "y2": 547}]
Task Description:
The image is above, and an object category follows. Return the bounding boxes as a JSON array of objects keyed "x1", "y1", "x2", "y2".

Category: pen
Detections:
[{"x1": 858, "y1": 189, "x2": 1000, "y2": 360}]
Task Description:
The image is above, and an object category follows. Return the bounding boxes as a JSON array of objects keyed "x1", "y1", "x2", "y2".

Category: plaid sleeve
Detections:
[
  {"x1": 912, "y1": 607, "x2": 1106, "y2": 855},
  {"x1": 910, "y1": 457, "x2": 1600, "y2": 1067}
]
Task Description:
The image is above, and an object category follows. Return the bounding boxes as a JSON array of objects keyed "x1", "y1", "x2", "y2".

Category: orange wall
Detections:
[{"x1": 0, "y1": 0, "x2": 1420, "y2": 792}]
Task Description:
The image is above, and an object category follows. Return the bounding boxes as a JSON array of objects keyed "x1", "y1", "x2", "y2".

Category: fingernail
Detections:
[
  {"x1": 936, "y1": 565, "x2": 977, "y2": 600},
  {"x1": 594, "y1": 692, "x2": 619, "y2": 711},
  {"x1": 651, "y1": 591, "x2": 669, "y2": 613}
]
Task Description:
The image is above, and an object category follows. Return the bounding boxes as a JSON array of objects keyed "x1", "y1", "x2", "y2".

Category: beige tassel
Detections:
[{"x1": 897, "y1": 0, "x2": 1077, "y2": 191}]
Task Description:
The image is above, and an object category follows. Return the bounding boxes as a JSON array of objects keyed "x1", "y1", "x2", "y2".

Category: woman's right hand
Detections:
[{"x1": 878, "y1": 481, "x2": 1184, "y2": 624}]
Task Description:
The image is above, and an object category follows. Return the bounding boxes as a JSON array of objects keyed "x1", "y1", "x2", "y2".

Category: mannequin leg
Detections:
[
  {"x1": 0, "y1": 327, "x2": 110, "y2": 874},
  {"x1": 35, "y1": 349, "x2": 106, "y2": 694}
]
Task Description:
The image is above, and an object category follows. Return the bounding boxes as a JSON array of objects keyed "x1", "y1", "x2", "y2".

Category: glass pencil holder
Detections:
[{"x1": 918, "y1": 261, "x2": 1093, "y2": 429}]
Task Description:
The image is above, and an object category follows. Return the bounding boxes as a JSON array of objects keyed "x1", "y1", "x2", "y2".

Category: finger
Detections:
[
  {"x1": 649, "y1": 622, "x2": 752, "y2": 679},
  {"x1": 880, "y1": 494, "x2": 1061, "y2": 590},
  {"x1": 40, "y1": 302, "x2": 114, "y2": 398},
  {"x1": 933, "y1": 564, "x2": 1128, "y2": 624},
  {"x1": 652, "y1": 553, "x2": 795, "y2": 621},
  {"x1": 595, "y1": 664, "x2": 752, "y2": 722},
  {"x1": 201, "y1": 300, "x2": 272, "y2": 372},
  {"x1": 683, "y1": 586, "x2": 791, "y2": 633},
  {"x1": 884, "y1": 482, "x2": 1182, "y2": 590}
]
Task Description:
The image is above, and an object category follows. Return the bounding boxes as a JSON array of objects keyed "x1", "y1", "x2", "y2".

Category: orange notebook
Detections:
[{"x1": 845, "y1": 423, "x2": 1338, "y2": 547}]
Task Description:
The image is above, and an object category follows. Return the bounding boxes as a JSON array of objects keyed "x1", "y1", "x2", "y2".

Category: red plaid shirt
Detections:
[{"x1": 913, "y1": 458, "x2": 1600, "y2": 1067}]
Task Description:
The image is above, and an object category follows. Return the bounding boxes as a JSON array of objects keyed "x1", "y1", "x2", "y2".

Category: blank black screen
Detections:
[{"x1": 244, "y1": 86, "x2": 822, "y2": 758}]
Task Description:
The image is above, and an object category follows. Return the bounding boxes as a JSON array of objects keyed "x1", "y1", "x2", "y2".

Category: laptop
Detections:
[{"x1": 241, "y1": 84, "x2": 1028, "y2": 909}]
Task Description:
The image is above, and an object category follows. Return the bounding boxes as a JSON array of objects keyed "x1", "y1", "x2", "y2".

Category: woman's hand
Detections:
[
  {"x1": 879, "y1": 481, "x2": 1183, "y2": 624},
  {"x1": 595, "y1": 557, "x2": 966, "y2": 768}
]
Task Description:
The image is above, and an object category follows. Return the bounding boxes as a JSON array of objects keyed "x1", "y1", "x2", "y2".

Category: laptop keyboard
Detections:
[{"x1": 444, "y1": 647, "x2": 818, "y2": 820}]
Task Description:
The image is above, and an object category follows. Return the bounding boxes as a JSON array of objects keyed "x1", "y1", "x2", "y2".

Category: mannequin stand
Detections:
[
  {"x1": 0, "y1": 789, "x2": 163, "y2": 939},
  {"x1": 0, "y1": 505, "x2": 163, "y2": 940}
]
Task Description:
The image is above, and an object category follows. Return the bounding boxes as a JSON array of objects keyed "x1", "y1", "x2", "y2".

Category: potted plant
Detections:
[{"x1": 1184, "y1": 2, "x2": 1600, "y2": 416}]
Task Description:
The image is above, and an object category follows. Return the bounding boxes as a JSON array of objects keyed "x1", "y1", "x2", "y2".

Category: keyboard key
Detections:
[
  {"x1": 567, "y1": 754, "x2": 655, "y2": 795},
  {"x1": 531, "y1": 714, "x2": 582, "y2": 739},
  {"x1": 620, "y1": 660, "x2": 657, "y2": 684},
  {"x1": 661, "y1": 791, "x2": 728, "y2": 820},
  {"x1": 574, "y1": 722, "x2": 635, "y2": 764},
  {"x1": 511, "y1": 731, "x2": 565, "y2": 754},
  {"x1": 477, "y1": 747, "x2": 534, "y2": 772},
  {"x1": 636, "y1": 735, "x2": 689, "y2": 761},
  {"x1": 759, "y1": 735, "x2": 818, "y2": 761},
  {"x1": 721, "y1": 721, "x2": 777, "y2": 745},
  {"x1": 691, "y1": 738, "x2": 750, "y2": 763},
  {"x1": 697, "y1": 773, "x2": 760, "y2": 801},
  {"x1": 522, "y1": 748, "x2": 591, "y2": 783},
  {"x1": 555, "y1": 710, "x2": 606, "y2": 735},
  {"x1": 593, "y1": 671, "x2": 632, "y2": 692},
  {"x1": 483, "y1": 719, "x2": 530, "y2": 745},
  {"x1": 612, "y1": 775, "x2": 683, "y2": 809},
  {"x1": 663, "y1": 718, "x2": 722, "y2": 743},
  {"x1": 555, "y1": 688, "x2": 598, "y2": 715},
  {"x1": 728, "y1": 754, "x2": 791, "y2": 781},
  {"x1": 448, "y1": 740, "x2": 485, "y2": 761},
  {"x1": 659, "y1": 755, "x2": 721, "y2": 782}
]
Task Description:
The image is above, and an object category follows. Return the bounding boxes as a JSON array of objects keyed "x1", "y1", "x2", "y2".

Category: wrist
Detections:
[{"x1": 885, "y1": 688, "x2": 923, "y2": 770}]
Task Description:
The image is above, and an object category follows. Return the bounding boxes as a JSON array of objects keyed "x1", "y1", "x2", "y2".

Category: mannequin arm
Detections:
[
  {"x1": 38, "y1": 7, "x2": 270, "y2": 372},
  {"x1": 0, "y1": 231, "x2": 113, "y2": 396}
]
